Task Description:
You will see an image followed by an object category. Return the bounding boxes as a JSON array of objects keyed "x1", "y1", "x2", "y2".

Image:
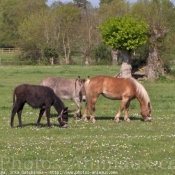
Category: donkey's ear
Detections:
[
  {"x1": 64, "y1": 107, "x2": 68, "y2": 111},
  {"x1": 63, "y1": 107, "x2": 68, "y2": 113},
  {"x1": 77, "y1": 76, "x2": 83, "y2": 86}
]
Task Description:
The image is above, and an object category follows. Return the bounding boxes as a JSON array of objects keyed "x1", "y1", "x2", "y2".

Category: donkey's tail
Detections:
[{"x1": 12, "y1": 89, "x2": 16, "y2": 107}]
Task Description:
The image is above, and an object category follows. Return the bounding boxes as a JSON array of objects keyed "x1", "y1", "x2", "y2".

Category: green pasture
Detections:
[{"x1": 0, "y1": 65, "x2": 175, "y2": 175}]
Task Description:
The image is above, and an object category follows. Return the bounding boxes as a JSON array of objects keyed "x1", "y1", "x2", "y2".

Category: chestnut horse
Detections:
[{"x1": 82, "y1": 75, "x2": 152, "y2": 123}]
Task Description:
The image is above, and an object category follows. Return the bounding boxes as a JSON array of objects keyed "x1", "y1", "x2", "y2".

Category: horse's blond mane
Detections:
[{"x1": 129, "y1": 77, "x2": 150, "y2": 104}]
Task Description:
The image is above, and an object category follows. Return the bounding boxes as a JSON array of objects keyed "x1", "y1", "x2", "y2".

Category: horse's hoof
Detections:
[
  {"x1": 125, "y1": 118, "x2": 130, "y2": 122},
  {"x1": 115, "y1": 119, "x2": 120, "y2": 123},
  {"x1": 82, "y1": 117, "x2": 88, "y2": 122},
  {"x1": 91, "y1": 119, "x2": 96, "y2": 123},
  {"x1": 83, "y1": 119, "x2": 88, "y2": 122}
]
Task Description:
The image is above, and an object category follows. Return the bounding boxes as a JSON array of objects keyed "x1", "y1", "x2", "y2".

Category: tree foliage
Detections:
[
  {"x1": 99, "y1": 0, "x2": 130, "y2": 20},
  {"x1": 98, "y1": 15, "x2": 149, "y2": 51},
  {"x1": 0, "y1": 0, "x2": 47, "y2": 47},
  {"x1": 131, "y1": 0, "x2": 175, "y2": 81},
  {"x1": 1, "y1": 0, "x2": 175, "y2": 78}
]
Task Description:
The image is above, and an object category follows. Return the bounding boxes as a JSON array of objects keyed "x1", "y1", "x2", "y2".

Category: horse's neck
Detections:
[
  {"x1": 136, "y1": 94, "x2": 148, "y2": 109},
  {"x1": 134, "y1": 80, "x2": 149, "y2": 109}
]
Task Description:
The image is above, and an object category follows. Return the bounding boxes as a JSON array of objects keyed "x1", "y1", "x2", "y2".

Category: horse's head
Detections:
[
  {"x1": 141, "y1": 102, "x2": 152, "y2": 122},
  {"x1": 58, "y1": 107, "x2": 69, "y2": 128},
  {"x1": 77, "y1": 76, "x2": 87, "y2": 102}
]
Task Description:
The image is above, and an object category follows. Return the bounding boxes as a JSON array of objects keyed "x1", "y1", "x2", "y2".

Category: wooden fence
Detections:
[
  {"x1": 0, "y1": 48, "x2": 21, "y2": 56},
  {"x1": 0, "y1": 48, "x2": 24, "y2": 65}
]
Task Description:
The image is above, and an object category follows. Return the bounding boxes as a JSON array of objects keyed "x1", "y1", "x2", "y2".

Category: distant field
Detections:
[{"x1": 0, "y1": 65, "x2": 175, "y2": 175}]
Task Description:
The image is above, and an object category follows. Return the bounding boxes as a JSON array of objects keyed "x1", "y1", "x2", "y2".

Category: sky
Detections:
[{"x1": 47, "y1": 0, "x2": 175, "y2": 7}]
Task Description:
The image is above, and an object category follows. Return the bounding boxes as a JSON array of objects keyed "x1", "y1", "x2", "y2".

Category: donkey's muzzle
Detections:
[{"x1": 82, "y1": 95, "x2": 86, "y2": 102}]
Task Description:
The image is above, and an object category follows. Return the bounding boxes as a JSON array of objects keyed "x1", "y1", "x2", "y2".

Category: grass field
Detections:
[{"x1": 1, "y1": 65, "x2": 175, "y2": 175}]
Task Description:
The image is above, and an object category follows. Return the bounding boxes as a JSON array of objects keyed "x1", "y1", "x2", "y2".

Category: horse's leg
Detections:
[
  {"x1": 124, "y1": 101, "x2": 130, "y2": 122},
  {"x1": 114, "y1": 97, "x2": 129, "y2": 123},
  {"x1": 89, "y1": 97, "x2": 97, "y2": 123},
  {"x1": 82, "y1": 102, "x2": 88, "y2": 122},
  {"x1": 37, "y1": 108, "x2": 45, "y2": 127}
]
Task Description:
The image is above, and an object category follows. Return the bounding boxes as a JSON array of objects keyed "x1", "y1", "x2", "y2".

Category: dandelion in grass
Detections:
[{"x1": 37, "y1": 146, "x2": 41, "y2": 150}]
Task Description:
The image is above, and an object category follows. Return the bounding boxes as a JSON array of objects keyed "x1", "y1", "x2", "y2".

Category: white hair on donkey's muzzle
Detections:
[{"x1": 82, "y1": 95, "x2": 86, "y2": 102}]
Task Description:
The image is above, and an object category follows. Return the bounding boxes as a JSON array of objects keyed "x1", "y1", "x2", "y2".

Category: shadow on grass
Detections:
[
  {"x1": 85, "y1": 116, "x2": 142, "y2": 121},
  {"x1": 17, "y1": 123, "x2": 61, "y2": 128},
  {"x1": 15, "y1": 113, "x2": 76, "y2": 128}
]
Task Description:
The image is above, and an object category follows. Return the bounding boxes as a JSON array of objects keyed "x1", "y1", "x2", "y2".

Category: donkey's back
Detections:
[{"x1": 41, "y1": 77, "x2": 79, "y2": 100}]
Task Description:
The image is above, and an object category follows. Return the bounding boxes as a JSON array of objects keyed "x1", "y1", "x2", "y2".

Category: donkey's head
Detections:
[
  {"x1": 58, "y1": 107, "x2": 69, "y2": 128},
  {"x1": 76, "y1": 76, "x2": 87, "y2": 102}
]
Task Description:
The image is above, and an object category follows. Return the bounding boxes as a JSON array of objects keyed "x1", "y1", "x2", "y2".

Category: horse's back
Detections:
[
  {"x1": 89, "y1": 75, "x2": 135, "y2": 90},
  {"x1": 86, "y1": 75, "x2": 137, "y2": 99}
]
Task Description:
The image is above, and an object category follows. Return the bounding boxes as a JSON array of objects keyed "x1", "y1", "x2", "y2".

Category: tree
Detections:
[
  {"x1": 132, "y1": 0, "x2": 175, "y2": 81},
  {"x1": 99, "y1": 0, "x2": 131, "y2": 65},
  {"x1": 18, "y1": 9, "x2": 49, "y2": 63},
  {"x1": 74, "y1": 1, "x2": 100, "y2": 65},
  {"x1": 58, "y1": 3, "x2": 80, "y2": 64},
  {"x1": 0, "y1": 0, "x2": 47, "y2": 47},
  {"x1": 98, "y1": 15, "x2": 149, "y2": 77},
  {"x1": 100, "y1": 0, "x2": 113, "y2": 6},
  {"x1": 0, "y1": 0, "x2": 20, "y2": 47},
  {"x1": 18, "y1": 2, "x2": 80, "y2": 64}
]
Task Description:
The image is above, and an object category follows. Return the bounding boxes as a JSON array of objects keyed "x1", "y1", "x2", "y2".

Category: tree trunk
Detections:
[
  {"x1": 85, "y1": 56, "x2": 89, "y2": 65},
  {"x1": 146, "y1": 48, "x2": 164, "y2": 82},
  {"x1": 119, "y1": 50, "x2": 132, "y2": 78},
  {"x1": 146, "y1": 25, "x2": 166, "y2": 82},
  {"x1": 111, "y1": 49, "x2": 119, "y2": 65},
  {"x1": 49, "y1": 57, "x2": 54, "y2": 66},
  {"x1": 84, "y1": 50, "x2": 90, "y2": 65}
]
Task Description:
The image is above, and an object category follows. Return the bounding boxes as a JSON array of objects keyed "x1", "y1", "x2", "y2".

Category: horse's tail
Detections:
[{"x1": 84, "y1": 78, "x2": 92, "y2": 110}]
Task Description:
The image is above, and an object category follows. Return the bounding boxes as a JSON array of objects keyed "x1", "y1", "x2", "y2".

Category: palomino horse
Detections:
[{"x1": 82, "y1": 75, "x2": 152, "y2": 123}]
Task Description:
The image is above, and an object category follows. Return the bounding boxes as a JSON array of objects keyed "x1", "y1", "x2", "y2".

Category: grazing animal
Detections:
[
  {"x1": 82, "y1": 75, "x2": 152, "y2": 123},
  {"x1": 10, "y1": 84, "x2": 70, "y2": 128},
  {"x1": 41, "y1": 76, "x2": 86, "y2": 118}
]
